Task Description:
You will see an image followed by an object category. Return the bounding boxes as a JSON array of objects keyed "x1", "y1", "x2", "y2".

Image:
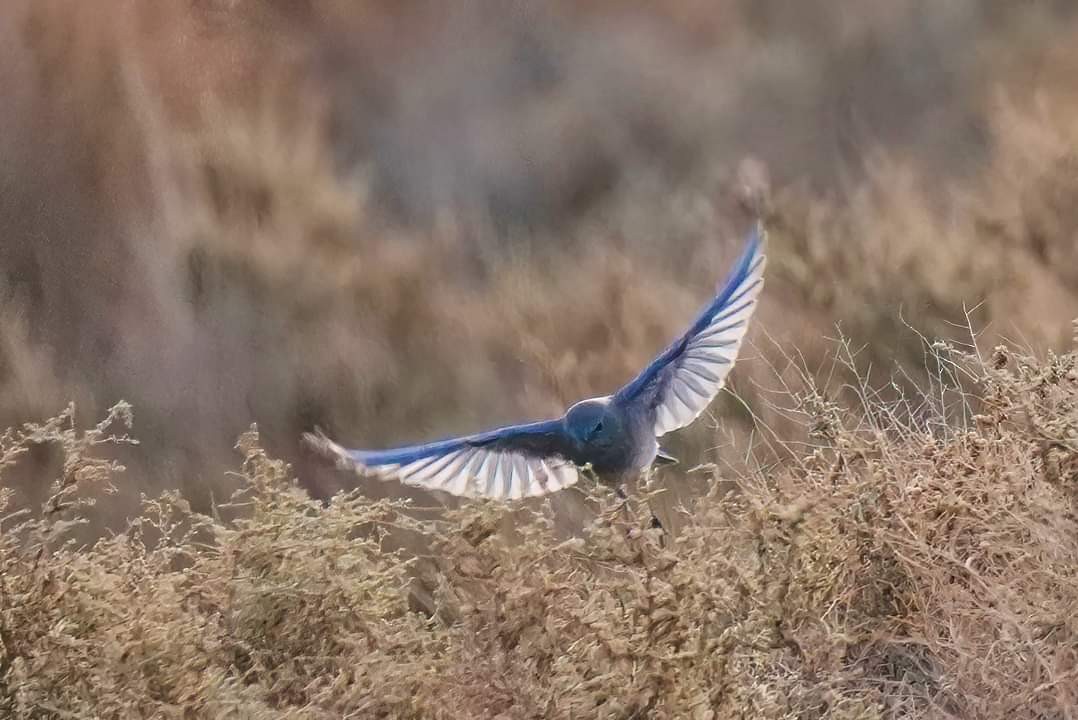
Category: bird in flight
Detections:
[{"x1": 305, "y1": 225, "x2": 766, "y2": 500}]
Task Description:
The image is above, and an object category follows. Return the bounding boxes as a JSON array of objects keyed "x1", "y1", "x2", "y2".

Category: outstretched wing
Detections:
[
  {"x1": 304, "y1": 420, "x2": 580, "y2": 500},
  {"x1": 614, "y1": 225, "x2": 766, "y2": 436}
]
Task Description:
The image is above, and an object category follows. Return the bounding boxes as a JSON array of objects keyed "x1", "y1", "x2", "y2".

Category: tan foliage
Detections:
[
  {"x1": 3, "y1": 4, "x2": 1078, "y2": 715},
  {"x1": 2, "y1": 338, "x2": 1077, "y2": 717}
]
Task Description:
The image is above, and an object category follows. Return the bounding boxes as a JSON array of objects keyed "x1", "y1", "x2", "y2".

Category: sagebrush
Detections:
[{"x1": 2, "y1": 336, "x2": 1076, "y2": 718}]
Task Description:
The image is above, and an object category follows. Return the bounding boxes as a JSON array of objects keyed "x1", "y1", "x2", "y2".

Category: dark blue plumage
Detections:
[{"x1": 306, "y1": 226, "x2": 766, "y2": 499}]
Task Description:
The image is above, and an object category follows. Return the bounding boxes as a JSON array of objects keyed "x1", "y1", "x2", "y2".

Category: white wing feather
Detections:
[
  {"x1": 306, "y1": 431, "x2": 580, "y2": 500},
  {"x1": 652, "y1": 246, "x2": 766, "y2": 436}
]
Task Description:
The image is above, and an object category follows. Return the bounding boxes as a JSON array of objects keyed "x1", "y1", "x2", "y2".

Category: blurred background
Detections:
[{"x1": 2, "y1": 0, "x2": 1078, "y2": 523}]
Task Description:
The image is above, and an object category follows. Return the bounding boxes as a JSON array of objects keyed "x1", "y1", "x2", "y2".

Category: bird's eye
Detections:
[{"x1": 593, "y1": 421, "x2": 604, "y2": 435}]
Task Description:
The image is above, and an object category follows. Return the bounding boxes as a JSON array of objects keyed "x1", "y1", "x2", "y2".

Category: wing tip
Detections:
[
  {"x1": 751, "y1": 218, "x2": 767, "y2": 244},
  {"x1": 302, "y1": 428, "x2": 358, "y2": 472},
  {"x1": 744, "y1": 219, "x2": 767, "y2": 255},
  {"x1": 738, "y1": 221, "x2": 768, "y2": 275}
]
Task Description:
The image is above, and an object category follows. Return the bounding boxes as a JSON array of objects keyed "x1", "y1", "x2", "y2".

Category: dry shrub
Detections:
[
  {"x1": 3, "y1": 331, "x2": 1077, "y2": 718},
  {"x1": 3, "y1": 0, "x2": 1078, "y2": 526},
  {"x1": 5, "y1": 9, "x2": 1078, "y2": 716}
]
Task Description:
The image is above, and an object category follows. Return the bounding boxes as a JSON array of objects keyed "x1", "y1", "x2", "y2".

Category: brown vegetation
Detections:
[
  {"x1": 3, "y1": 1, "x2": 1078, "y2": 716},
  {"x1": 2, "y1": 339, "x2": 1077, "y2": 717},
  {"x1": 2, "y1": 1, "x2": 1077, "y2": 512}
]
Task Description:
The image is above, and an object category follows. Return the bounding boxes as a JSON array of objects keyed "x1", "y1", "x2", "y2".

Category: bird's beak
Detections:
[{"x1": 654, "y1": 448, "x2": 679, "y2": 466}]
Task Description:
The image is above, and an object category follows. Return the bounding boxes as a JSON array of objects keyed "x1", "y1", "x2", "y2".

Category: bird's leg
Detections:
[
  {"x1": 640, "y1": 466, "x2": 665, "y2": 535},
  {"x1": 614, "y1": 483, "x2": 646, "y2": 541},
  {"x1": 615, "y1": 483, "x2": 632, "y2": 524},
  {"x1": 609, "y1": 473, "x2": 666, "y2": 546},
  {"x1": 614, "y1": 478, "x2": 664, "y2": 546}
]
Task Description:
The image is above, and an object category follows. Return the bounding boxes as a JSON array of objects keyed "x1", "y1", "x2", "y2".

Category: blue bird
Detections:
[{"x1": 305, "y1": 226, "x2": 766, "y2": 500}]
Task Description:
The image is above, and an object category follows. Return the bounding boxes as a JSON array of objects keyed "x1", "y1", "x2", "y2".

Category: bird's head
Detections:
[{"x1": 564, "y1": 397, "x2": 619, "y2": 447}]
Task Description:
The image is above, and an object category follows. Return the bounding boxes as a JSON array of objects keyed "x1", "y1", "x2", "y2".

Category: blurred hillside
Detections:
[{"x1": 2, "y1": 0, "x2": 1078, "y2": 522}]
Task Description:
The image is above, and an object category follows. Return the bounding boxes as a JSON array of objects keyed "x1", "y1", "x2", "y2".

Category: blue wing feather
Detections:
[
  {"x1": 306, "y1": 419, "x2": 580, "y2": 500},
  {"x1": 614, "y1": 225, "x2": 766, "y2": 436},
  {"x1": 308, "y1": 226, "x2": 765, "y2": 496},
  {"x1": 348, "y1": 419, "x2": 566, "y2": 464}
]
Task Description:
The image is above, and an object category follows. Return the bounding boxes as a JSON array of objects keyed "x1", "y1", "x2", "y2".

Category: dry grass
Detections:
[
  {"x1": 2, "y1": 337, "x2": 1076, "y2": 718},
  {"x1": 4, "y1": 2, "x2": 1078, "y2": 715},
  {"x1": 2, "y1": 1, "x2": 1077, "y2": 518}
]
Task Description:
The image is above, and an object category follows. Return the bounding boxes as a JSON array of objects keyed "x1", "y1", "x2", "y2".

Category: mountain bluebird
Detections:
[{"x1": 306, "y1": 226, "x2": 766, "y2": 500}]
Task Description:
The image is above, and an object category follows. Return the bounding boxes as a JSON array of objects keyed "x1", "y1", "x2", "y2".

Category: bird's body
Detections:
[
  {"x1": 306, "y1": 226, "x2": 767, "y2": 500},
  {"x1": 561, "y1": 396, "x2": 662, "y2": 480}
]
